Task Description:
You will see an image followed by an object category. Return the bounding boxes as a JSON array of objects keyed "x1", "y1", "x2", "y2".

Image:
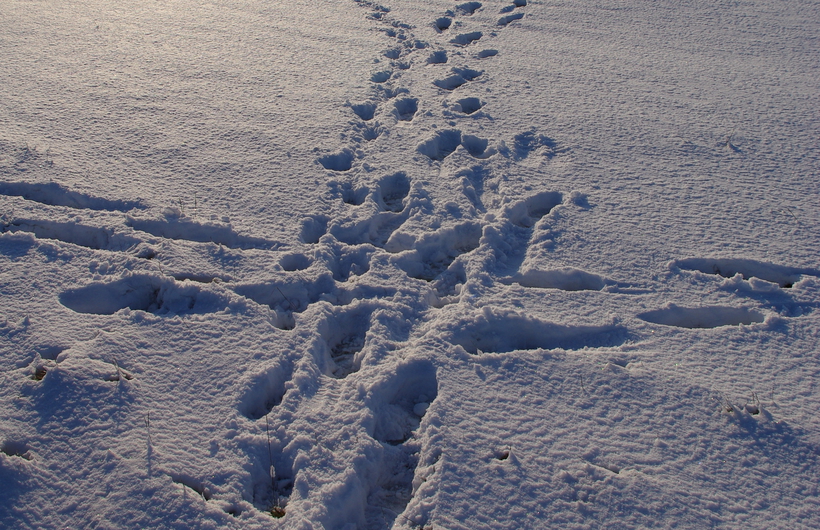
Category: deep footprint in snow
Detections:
[
  {"x1": 497, "y1": 12, "x2": 524, "y2": 26},
  {"x1": 433, "y1": 67, "x2": 483, "y2": 90},
  {"x1": 280, "y1": 253, "x2": 312, "y2": 272},
  {"x1": 127, "y1": 216, "x2": 281, "y2": 250},
  {"x1": 638, "y1": 305, "x2": 765, "y2": 329},
  {"x1": 376, "y1": 172, "x2": 411, "y2": 212},
  {"x1": 455, "y1": 2, "x2": 482, "y2": 16},
  {"x1": 365, "y1": 360, "x2": 438, "y2": 526},
  {"x1": 318, "y1": 150, "x2": 355, "y2": 172},
  {"x1": 4, "y1": 219, "x2": 142, "y2": 252},
  {"x1": 318, "y1": 304, "x2": 374, "y2": 378},
  {"x1": 456, "y1": 97, "x2": 483, "y2": 114},
  {"x1": 0, "y1": 181, "x2": 144, "y2": 211},
  {"x1": 434, "y1": 17, "x2": 452, "y2": 31},
  {"x1": 417, "y1": 130, "x2": 463, "y2": 161},
  {"x1": 393, "y1": 97, "x2": 419, "y2": 121},
  {"x1": 349, "y1": 101, "x2": 378, "y2": 121},
  {"x1": 508, "y1": 191, "x2": 563, "y2": 227},
  {"x1": 371, "y1": 359, "x2": 438, "y2": 445},
  {"x1": 238, "y1": 362, "x2": 291, "y2": 420},
  {"x1": 393, "y1": 222, "x2": 482, "y2": 281},
  {"x1": 673, "y1": 258, "x2": 818, "y2": 288},
  {"x1": 300, "y1": 215, "x2": 329, "y2": 244},
  {"x1": 59, "y1": 274, "x2": 225, "y2": 316},
  {"x1": 450, "y1": 31, "x2": 483, "y2": 46}
]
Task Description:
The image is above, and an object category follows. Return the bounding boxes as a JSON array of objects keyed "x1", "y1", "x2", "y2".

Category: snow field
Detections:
[{"x1": 2, "y1": 0, "x2": 820, "y2": 528}]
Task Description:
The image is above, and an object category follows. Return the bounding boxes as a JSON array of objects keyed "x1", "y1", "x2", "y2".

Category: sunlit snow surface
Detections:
[{"x1": 2, "y1": 0, "x2": 820, "y2": 528}]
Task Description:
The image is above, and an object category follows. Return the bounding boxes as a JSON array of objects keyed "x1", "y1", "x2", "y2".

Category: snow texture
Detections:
[{"x1": 2, "y1": 0, "x2": 820, "y2": 528}]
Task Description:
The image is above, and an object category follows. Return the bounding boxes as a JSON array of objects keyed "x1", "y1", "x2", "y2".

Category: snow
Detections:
[{"x1": 2, "y1": 0, "x2": 820, "y2": 528}]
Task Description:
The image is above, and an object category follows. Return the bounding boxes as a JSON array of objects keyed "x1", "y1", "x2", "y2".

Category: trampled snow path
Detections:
[{"x1": 2, "y1": 0, "x2": 820, "y2": 528}]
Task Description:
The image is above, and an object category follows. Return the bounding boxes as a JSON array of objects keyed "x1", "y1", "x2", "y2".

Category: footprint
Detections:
[
  {"x1": 340, "y1": 183, "x2": 368, "y2": 206},
  {"x1": 376, "y1": 172, "x2": 411, "y2": 212},
  {"x1": 445, "y1": 308, "x2": 626, "y2": 354},
  {"x1": 434, "y1": 17, "x2": 452, "y2": 31},
  {"x1": 507, "y1": 191, "x2": 563, "y2": 227},
  {"x1": 673, "y1": 258, "x2": 818, "y2": 288},
  {"x1": 393, "y1": 222, "x2": 482, "y2": 281},
  {"x1": 460, "y1": 134, "x2": 492, "y2": 158},
  {"x1": 393, "y1": 98, "x2": 419, "y2": 121},
  {"x1": 318, "y1": 241, "x2": 373, "y2": 281},
  {"x1": 426, "y1": 50, "x2": 448, "y2": 64},
  {"x1": 417, "y1": 130, "x2": 463, "y2": 161},
  {"x1": 497, "y1": 12, "x2": 524, "y2": 26},
  {"x1": 280, "y1": 253, "x2": 312, "y2": 272},
  {"x1": 456, "y1": 97, "x2": 483, "y2": 114},
  {"x1": 433, "y1": 67, "x2": 483, "y2": 90},
  {"x1": 365, "y1": 360, "x2": 437, "y2": 525},
  {"x1": 300, "y1": 215, "x2": 329, "y2": 244},
  {"x1": 1, "y1": 440, "x2": 33, "y2": 460},
  {"x1": 318, "y1": 149, "x2": 354, "y2": 172},
  {"x1": 638, "y1": 305, "x2": 765, "y2": 329},
  {"x1": 371, "y1": 70, "x2": 392, "y2": 83},
  {"x1": 59, "y1": 274, "x2": 227, "y2": 315},
  {"x1": 318, "y1": 305, "x2": 374, "y2": 378},
  {"x1": 232, "y1": 274, "x2": 336, "y2": 316},
  {"x1": 238, "y1": 361, "x2": 291, "y2": 420},
  {"x1": 450, "y1": 31, "x2": 483, "y2": 46},
  {"x1": 371, "y1": 359, "x2": 438, "y2": 445},
  {"x1": 126, "y1": 216, "x2": 281, "y2": 250},
  {"x1": 477, "y1": 49, "x2": 498, "y2": 58},
  {"x1": 509, "y1": 131, "x2": 561, "y2": 160},
  {"x1": 513, "y1": 0, "x2": 527, "y2": 6},
  {"x1": 349, "y1": 102, "x2": 378, "y2": 121},
  {"x1": 170, "y1": 472, "x2": 213, "y2": 500},
  {"x1": 455, "y1": 2, "x2": 482, "y2": 16},
  {"x1": 0, "y1": 181, "x2": 144, "y2": 211},
  {"x1": 502, "y1": 268, "x2": 606, "y2": 291},
  {"x1": 4, "y1": 219, "x2": 141, "y2": 252}
]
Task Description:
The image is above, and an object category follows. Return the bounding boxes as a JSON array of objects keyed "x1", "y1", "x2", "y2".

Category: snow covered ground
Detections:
[{"x1": 2, "y1": 0, "x2": 820, "y2": 528}]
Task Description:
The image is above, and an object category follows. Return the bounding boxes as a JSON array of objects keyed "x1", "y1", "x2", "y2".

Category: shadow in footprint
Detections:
[
  {"x1": 638, "y1": 305, "x2": 765, "y2": 329},
  {"x1": 509, "y1": 191, "x2": 563, "y2": 227},
  {"x1": 417, "y1": 130, "x2": 462, "y2": 161}
]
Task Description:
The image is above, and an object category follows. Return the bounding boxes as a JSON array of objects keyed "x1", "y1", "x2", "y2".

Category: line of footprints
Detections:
[{"x1": 2, "y1": 0, "x2": 819, "y2": 526}]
